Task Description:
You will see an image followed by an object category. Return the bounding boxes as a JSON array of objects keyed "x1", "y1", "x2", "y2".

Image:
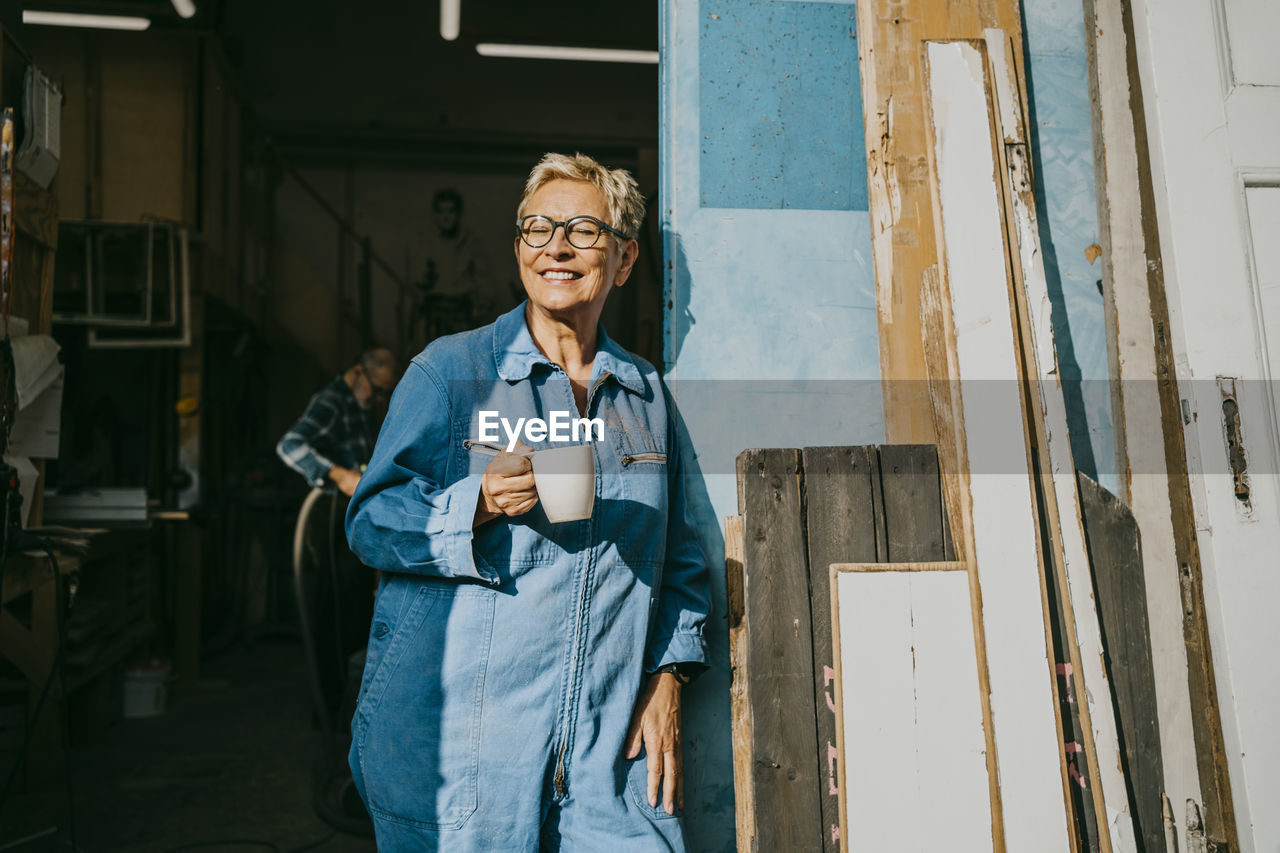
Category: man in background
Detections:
[
  {"x1": 410, "y1": 188, "x2": 492, "y2": 343},
  {"x1": 277, "y1": 347, "x2": 399, "y2": 496}
]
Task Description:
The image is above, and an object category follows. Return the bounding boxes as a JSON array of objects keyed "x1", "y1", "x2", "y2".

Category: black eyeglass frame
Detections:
[{"x1": 515, "y1": 214, "x2": 633, "y2": 249}]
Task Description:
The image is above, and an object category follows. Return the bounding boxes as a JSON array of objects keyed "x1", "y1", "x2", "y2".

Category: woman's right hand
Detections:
[{"x1": 474, "y1": 442, "x2": 538, "y2": 525}]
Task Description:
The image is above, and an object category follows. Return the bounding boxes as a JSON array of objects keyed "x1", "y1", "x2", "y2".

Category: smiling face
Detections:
[{"x1": 516, "y1": 179, "x2": 638, "y2": 327}]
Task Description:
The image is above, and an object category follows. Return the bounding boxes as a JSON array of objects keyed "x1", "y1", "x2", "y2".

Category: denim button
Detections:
[{"x1": 373, "y1": 621, "x2": 389, "y2": 638}]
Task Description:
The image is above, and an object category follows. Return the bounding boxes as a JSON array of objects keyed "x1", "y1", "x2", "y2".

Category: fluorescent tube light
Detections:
[
  {"x1": 476, "y1": 43, "x2": 658, "y2": 64},
  {"x1": 23, "y1": 10, "x2": 151, "y2": 30},
  {"x1": 440, "y1": 0, "x2": 460, "y2": 40},
  {"x1": 171, "y1": 0, "x2": 197, "y2": 19}
]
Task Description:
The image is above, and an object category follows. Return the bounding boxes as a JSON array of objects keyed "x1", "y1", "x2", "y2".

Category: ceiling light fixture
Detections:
[
  {"x1": 475, "y1": 43, "x2": 658, "y2": 64},
  {"x1": 440, "y1": 0, "x2": 460, "y2": 41},
  {"x1": 23, "y1": 10, "x2": 151, "y2": 30},
  {"x1": 171, "y1": 0, "x2": 197, "y2": 19}
]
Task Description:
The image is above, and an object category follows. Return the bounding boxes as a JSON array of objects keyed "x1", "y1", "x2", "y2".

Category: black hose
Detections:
[
  {"x1": 291, "y1": 488, "x2": 334, "y2": 741},
  {"x1": 290, "y1": 489, "x2": 373, "y2": 839},
  {"x1": 325, "y1": 494, "x2": 346, "y2": 708}
]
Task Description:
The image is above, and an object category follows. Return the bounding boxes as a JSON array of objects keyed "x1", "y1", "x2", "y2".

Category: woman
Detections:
[{"x1": 345, "y1": 153, "x2": 711, "y2": 851}]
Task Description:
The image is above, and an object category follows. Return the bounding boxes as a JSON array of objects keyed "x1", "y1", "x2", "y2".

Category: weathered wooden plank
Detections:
[
  {"x1": 831, "y1": 566, "x2": 993, "y2": 852},
  {"x1": 1084, "y1": 0, "x2": 1237, "y2": 844},
  {"x1": 1078, "y1": 473, "x2": 1167, "y2": 853},
  {"x1": 986, "y1": 27, "x2": 1137, "y2": 852},
  {"x1": 856, "y1": 0, "x2": 1025, "y2": 451},
  {"x1": 918, "y1": 264, "x2": 971, "y2": 568},
  {"x1": 725, "y1": 514, "x2": 753, "y2": 853},
  {"x1": 878, "y1": 444, "x2": 950, "y2": 562},
  {"x1": 736, "y1": 448, "x2": 823, "y2": 853},
  {"x1": 801, "y1": 445, "x2": 879, "y2": 852},
  {"x1": 924, "y1": 39, "x2": 1069, "y2": 852}
]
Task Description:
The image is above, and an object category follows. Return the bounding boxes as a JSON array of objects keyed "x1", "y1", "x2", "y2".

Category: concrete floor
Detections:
[{"x1": 2, "y1": 638, "x2": 377, "y2": 853}]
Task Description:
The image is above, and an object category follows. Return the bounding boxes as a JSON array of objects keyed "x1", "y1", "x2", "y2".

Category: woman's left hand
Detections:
[{"x1": 623, "y1": 671, "x2": 683, "y2": 815}]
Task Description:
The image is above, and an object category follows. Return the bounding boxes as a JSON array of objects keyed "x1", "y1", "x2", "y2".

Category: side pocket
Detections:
[
  {"x1": 624, "y1": 750, "x2": 682, "y2": 821},
  {"x1": 356, "y1": 583, "x2": 496, "y2": 830},
  {"x1": 352, "y1": 580, "x2": 412, "y2": 714},
  {"x1": 352, "y1": 583, "x2": 437, "y2": 729}
]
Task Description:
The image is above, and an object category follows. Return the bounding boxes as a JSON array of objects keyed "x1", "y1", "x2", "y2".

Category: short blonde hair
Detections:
[{"x1": 517, "y1": 152, "x2": 646, "y2": 241}]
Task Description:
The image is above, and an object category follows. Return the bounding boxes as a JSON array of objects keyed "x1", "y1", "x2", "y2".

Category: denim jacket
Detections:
[{"x1": 346, "y1": 301, "x2": 709, "y2": 673}]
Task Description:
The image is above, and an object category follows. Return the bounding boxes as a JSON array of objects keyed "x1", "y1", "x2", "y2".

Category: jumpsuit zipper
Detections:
[
  {"x1": 555, "y1": 500, "x2": 593, "y2": 800},
  {"x1": 553, "y1": 738, "x2": 568, "y2": 798},
  {"x1": 551, "y1": 367, "x2": 607, "y2": 803}
]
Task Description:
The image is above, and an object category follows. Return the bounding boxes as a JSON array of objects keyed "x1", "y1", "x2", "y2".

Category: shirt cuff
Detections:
[
  {"x1": 297, "y1": 454, "x2": 335, "y2": 487},
  {"x1": 443, "y1": 474, "x2": 498, "y2": 584},
  {"x1": 645, "y1": 630, "x2": 707, "y2": 674}
]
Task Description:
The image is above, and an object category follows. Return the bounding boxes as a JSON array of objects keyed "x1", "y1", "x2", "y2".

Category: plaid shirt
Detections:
[{"x1": 276, "y1": 375, "x2": 376, "y2": 487}]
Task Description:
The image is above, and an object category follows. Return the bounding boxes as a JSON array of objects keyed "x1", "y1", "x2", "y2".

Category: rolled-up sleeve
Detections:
[
  {"x1": 643, "y1": 399, "x2": 712, "y2": 674},
  {"x1": 344, "y1": 361, "x2": 494, "y2": 583}
]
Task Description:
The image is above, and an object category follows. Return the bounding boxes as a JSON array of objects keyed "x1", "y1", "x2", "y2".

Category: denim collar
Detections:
[{"x1": 494, "y1": 302, "x2": 644, "y2": 394}]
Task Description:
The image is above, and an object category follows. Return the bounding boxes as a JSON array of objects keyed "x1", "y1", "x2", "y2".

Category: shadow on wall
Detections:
[
  {"x1": 658, "y1": 228, "x2": 736, "y2": 849},
  {"x1": 668, "y1": 388, "x2": 736, "y2": 853},
  {"x1": 663, "y1": 228, "x2": 697, "y2": 372}
]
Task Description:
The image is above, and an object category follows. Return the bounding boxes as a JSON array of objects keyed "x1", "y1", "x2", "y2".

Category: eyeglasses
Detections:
[
  {"x1": 516, "y1": 215, "x2": 631, "y2": 249},
  {"x1": 360, "y1": 367, "x2": 393, "y2": 401}
]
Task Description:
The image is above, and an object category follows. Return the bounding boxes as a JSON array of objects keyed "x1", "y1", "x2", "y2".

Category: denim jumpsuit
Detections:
[{"x1": 344, "y1": 303, "x2": 711, "y2": 851}]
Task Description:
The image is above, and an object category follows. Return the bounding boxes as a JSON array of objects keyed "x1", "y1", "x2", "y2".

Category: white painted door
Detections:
[{"x1": 1129, "y1": 0, "x2": 1280, "y2": 848}]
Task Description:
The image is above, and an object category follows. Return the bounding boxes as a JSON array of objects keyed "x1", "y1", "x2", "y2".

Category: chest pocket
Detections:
[{"x1": 614, "y1": 442, "x2": 670, "y2": 569}]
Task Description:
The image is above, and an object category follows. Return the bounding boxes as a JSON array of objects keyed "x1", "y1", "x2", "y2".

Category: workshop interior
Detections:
[{"x1": 1, "y1": 0, "x2": 1279, "y2": 851}]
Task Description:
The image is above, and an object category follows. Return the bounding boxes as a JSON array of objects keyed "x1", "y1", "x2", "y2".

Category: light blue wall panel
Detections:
[{"x1": 699, "y1": 2, "x2": 866, "y2": 209}]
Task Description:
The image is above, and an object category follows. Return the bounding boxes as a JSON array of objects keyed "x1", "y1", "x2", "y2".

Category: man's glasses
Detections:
[
  {"x1": 516, "y1": 215, "x2": 631, "y2": 250},
  {"x1": 360, "y1": 367, "x2": 393, "y2": 401}
]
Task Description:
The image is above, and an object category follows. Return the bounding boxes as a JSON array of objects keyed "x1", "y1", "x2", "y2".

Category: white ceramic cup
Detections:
[{"x1": 532, "y1": 444, "x2": 595, "y2": 523}]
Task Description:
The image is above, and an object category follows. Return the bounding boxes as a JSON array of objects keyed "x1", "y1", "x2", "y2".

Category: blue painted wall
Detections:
[
  {"x1": 660, "y1": 0, "x2": 1110, "y2": 849},
  {"x1": 699, "y1": 1, "x2": 867, "y2": 210}
]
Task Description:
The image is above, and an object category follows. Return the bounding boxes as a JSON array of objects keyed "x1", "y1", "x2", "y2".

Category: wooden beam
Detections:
[
  {"x1": 801, "y1": 445, "x2": 880, "y2": 852},
  {"x1": 735, "y1": 448, "x2": 823, "y2": 853},
  {"x1": 878, "y1": 444, "x2": 952, "y2": 562},
  {"x1": 725, "y1": 514, "x2": 752, "y2": 853},
  {"x1": 1078, "y1": 472, "x2": 1167, "y2": 853},
  {"x1": 856, "y1": 0, "x2": 1026, "y2": 448}
]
